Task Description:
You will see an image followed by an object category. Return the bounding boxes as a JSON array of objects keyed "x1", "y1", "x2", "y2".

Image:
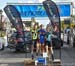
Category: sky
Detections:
[
  {"x1": 0, "y1": 0, "x2": 73, "y2": 10},
  {"x1": 0, "y1": 0, "x2": 74, "y2": 16},
  {"x1": 0, "y1": 0, "x2": 74, "y2": 15},
  {"x1": 0, "y1": 0, "x2": 75, "y2": 28}
]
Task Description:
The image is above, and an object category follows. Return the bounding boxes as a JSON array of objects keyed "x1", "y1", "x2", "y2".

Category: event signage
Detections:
[{"x1": 14, "y1": 4, "x2": 70, "y2": 17}]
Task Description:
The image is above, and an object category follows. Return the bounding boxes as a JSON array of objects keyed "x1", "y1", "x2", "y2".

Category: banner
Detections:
[
  {"x1": 4, "y1": 5, "x2": 25, "y2": 43},
  {"x1": 13, "y1": 4, "x2": 70, "y2": 18},
  {"x1": 43, "y1": 0, "x2": 61, "y2": 40}
]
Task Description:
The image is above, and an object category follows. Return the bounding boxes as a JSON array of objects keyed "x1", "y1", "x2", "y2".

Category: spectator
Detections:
[
  {"x1": 67, "y1": 31, "x2": 70, "y2": 45},
  {"x1": 73, "y1": 26, "x2": 75, "y2": 47}
]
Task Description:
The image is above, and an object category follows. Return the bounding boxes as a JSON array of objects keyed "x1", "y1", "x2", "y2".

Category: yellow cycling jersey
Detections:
[{"x1": 31, "y1": 29, "x2": 38, "y2": 40}]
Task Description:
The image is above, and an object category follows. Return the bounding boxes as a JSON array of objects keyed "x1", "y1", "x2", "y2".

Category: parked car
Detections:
[
  {"x1": 52, "y1": 31, "x2": 63, "y2": 49},
  {"x1": 8, "y1": 31, "x2": 32, "y2": 52}
]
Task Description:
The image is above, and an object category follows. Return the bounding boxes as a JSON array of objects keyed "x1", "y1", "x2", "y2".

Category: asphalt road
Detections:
[
  {"x1": 0, "y1": 43, "x2": 75, "y2": 66},
  {"x1": 0, "y1": 63, "x2": 24, "y2": 66},
  {"x1": 61, "y1": 44, "x2": 75, "y2": 66}
]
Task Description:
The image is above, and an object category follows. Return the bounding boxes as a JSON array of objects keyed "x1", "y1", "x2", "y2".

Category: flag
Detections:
[
  {"x1": 4, "y1": 5, "x2": 25, "y2": 43},
  {"x1": 43, "y1": 0, "x2": 61, "y2": 38},
  {"x1": 43, "y1": 0, "x2": 60, "y2": 26}
]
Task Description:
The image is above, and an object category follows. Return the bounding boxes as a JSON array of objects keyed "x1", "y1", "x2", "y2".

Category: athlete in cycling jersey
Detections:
[{"x1": 38, "y1": 24, "x2": 46, "y2": 55}]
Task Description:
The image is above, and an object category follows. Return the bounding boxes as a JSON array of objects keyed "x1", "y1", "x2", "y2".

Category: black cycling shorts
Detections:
[
  {"x1": 32, "y1": 39, "x2": 37, "y2": 46},
  {"x1": 45, "y1": 41, "x2": 51, "y2": 47}
]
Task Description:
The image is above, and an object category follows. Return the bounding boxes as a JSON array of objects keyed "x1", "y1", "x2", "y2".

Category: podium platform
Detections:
[
  {"x1": 24, "y1": 58, "x2": 61, "y2": 66},
  {"x1": 52, "y1": 59, "x2": 61, "y2": 66}
]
